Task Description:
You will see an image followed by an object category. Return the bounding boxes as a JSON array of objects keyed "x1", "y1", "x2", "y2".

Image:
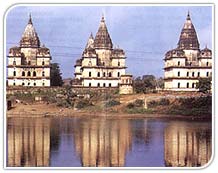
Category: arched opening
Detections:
[
  {"x1": 42, "y1": 71, "x2": 45, "y2": 77},
  {"x1": 22, "y1": 82, "x2": 25, "y2": 86},
  {"x1": 22, "y1": 71, "x2": 25, "y2": 76},
  {"x1": 103, "y1": 72, "x2": 106, "y2": 77},
  {"x1": 89, "y1": 72, "x2": 91, "y2": 77},
  {"x1": 109, "y1": 83, "x2": 111, "y2": 87},
  {"x1": 206, "y1": 62, "x2": 209, "y2": 66},
  {"x1": 109, "y1": 72, "x2": 112, "y2": 77},
  {"x1": 89, "y1": 83, "x2": 91, "y2": 87},
  {"x1": 42, "y1": 61, "x2": 45, "y2": 65},
  {"x1": 187, "y1": 72, "x2": 189, "y2": 77},
  {"x1": 117, "y1": 72, "x2": 120, "y2": 77},
  {"x1": 97, "y1": 83, "x2": 100, "y2": 87},
  {"x1": 27, "y1": 71, "x2": 31, "y2": 76},
  {"x1": 13, "y1": 71, "x2": 16, "y2": 76},
  {"x1": 34, "y1": 83, "x2": 36, "y2": 86},
  {"x1": 103, "y1": 83, "x2": 106, "y2": 87},
  {"x1": 192, "y1": 83, "x2": 195, "y2": 88},
  {"x1": 178, "y1": 61, "x2": 180, "y2": 66},
  {"x1": 198, "y1": 72, "x2": 200, "y2": 77},
  {"x1": 192, "y1": 72, "x2": 195, "y2": 77},
  {"x1": 187, "y1": 83, "x2": 189, "y2": 88},
  {"x1": 118, "y1": 62, "x2": 120, "y2": 66},
  {"x1": 97, "y1": 72, "x2": 100, "y2": 77},
  {"x1": 178, "y1": 71, "x2": 180, "y2": 77},
  {"x1": 13, "y1": 61, "x2": 16, "y2": 65},
  {"x1": 206, "y1": 72, "x2": 209, "y2": 77},
  {"x1": 33, "y1": 71, "x2": 36, "y2": 77},
  {"x1": 178, "y1": 82, "x2": 180, "y2": 88}
]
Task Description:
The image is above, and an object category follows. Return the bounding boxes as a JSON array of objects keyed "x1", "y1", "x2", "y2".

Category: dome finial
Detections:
[
  {"x1": 187, "y1": 10, "x2": 191, "y2": 20},
  {"x1": 101, "y1": 13, "x2": 105, "y2": 22},
  {"x1": 28, "y1": 13, "x2": 32, "y2": 24}
]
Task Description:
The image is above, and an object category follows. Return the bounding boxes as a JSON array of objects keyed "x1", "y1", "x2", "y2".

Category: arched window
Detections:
[
  {"x1": 13, "y1": 71, "x2": 16, "y2": 76},
  {"x1": 178, "y1": 71, "x2": 180, "y2": 77},
  {"x1": 206, "y1": 62, "x2": 209, "y2": 66},
  {"x1": 27, "y1": 71, "x2": 31, "y2": 76},
  {"x1": 13, "y1": 82, "x2": 15, "y2": 86},
  {"x1": 89, "y1": 83, "x2": 91, "y2": 87},
  {"x1": 22, "y1": 82, "x2": 25, "y2": 86},
  {"x1": 178, "y1": 82, "x2": 180, "y2": 88},
  {"x1": 103, "y1": 83, "x2": 106, "y2": 87},
  {"x1": 187, "y1": 72, "x2": 189, "y2": 77},
  {"x1": 109, "y1": 72, "x2": 112, "y2": 77},
  {"x1": 34, "y1": 83, "x2": 36, "y2": 86},
  {"x1": 118, "y1": 62, "x2": 120, "y2": 66},
  {"x1": 42, "y1": 71, "x2": 45, "y2": 77},
  {"x1": 42, "y1": 61, "x2": 45, "y2": 65},
  {"x1": 28, "y1": 61, "x2": 31, "y2": 65},
  {"x1": 28, "y1": 82, "x2": 30, "y2": 86},
  {"x1": 89, "y1": 72, "x2": 91, "y2": 77},
  {"x1": 13, "y1": 61, "x2": 16, "y2": 65},
  {"x1": 109, "y1": 83, "x2": 111, "y2": 87},
  {"x1": 187, "y1": 83, "x2": 189, "y2": 88},
  {"x1": 97, "y1": 72, "x2": 100, "y2": 77},
  {"x1": 178, "y1": 61, "x2": 180, "y2": 66},
  {"x1": 192, "y1": 72, "x2": 195, "y2": 77},
  {"x1": 192, "y1": 83, "x2": 195, "y2": 88},
  {"x1": 102, "y1": 62, "x2": 105, "y2": 66},
  {"x1": 33, "y1": 71, "x2": 36, "y2": 77},
  {"x1": 103, "y1": 72, "x2": 106, "y2": 77},
  {"x1": 198, "y1": 72, "x2": 200, "y2": 77},
  {"x1": 97, "y1": 83, "x2": 100, "y2": 87},
  {"x1": 22, "y1": 71, "x2": 25, "y2": 76},
  {"x1": 117, "y1": 72, "x2": 120, "y2": 77},
  {"x1": 42, "y1": 82, "x2": 45, "y2": 86},
  {"x1": 206, "y1": 72, "x2": 209, "y2": 77}
]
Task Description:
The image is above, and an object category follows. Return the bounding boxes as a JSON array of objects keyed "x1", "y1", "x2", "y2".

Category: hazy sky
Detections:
[{"x1": 6, "y1": 5, "x2": 212, "y2": 78}]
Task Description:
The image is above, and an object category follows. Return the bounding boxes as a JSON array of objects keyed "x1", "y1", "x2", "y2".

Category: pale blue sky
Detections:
[{"x1": 6, "y1": 5, "x2": 212, "y2": 78}]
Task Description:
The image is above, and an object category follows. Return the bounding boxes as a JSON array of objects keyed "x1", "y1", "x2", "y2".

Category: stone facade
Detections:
[
  {"x1": 119, "y1": 75, "x2": 133, "y2": 94},
  {"x1": 164, "y1": 12, "x2": 212, "y2": 91},
  {"x1": 7, "y1": 15, "x2": 51, "y2": 87},
  {"x1": 73, "y1": 16, "x2": 129, "y2": 89}
]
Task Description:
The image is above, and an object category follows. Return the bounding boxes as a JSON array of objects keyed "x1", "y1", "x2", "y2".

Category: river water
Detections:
[{"x1": 7, "y1": 117, "x2": 212, "y2": 167}]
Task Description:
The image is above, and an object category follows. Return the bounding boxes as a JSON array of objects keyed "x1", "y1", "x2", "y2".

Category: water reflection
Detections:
[
  {"x1": 7, "y1": 117, "x2": 212, "y2": 167},
  {"x1": 71, "y1": 118, "x2": 132, "y2": 167},
  {"x1": 164, "y1": 122, "x2": 212, "y2": 167},
  {"x1": 7, "y1": 118, "x2": 50, "y2": 167}
]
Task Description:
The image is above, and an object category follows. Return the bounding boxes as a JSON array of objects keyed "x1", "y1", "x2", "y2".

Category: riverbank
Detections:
[{"x1": 7, "y1": 102, "x2": 211, "y2": 121}]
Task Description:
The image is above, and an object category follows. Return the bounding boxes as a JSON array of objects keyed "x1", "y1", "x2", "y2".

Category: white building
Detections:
[
  {"x1": 7, "y1": 15, "x2": 51, "y2": 87},
  {"x1": 73, "y1": 16, "x2": 128, "y2": 88},
  {"x1": 164, "y1": 12, "x2": 212, "y2": 91}
]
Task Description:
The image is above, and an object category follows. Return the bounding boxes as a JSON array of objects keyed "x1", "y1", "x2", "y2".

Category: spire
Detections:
[
  {"x1": 28, "y1": 13, "x2": 32, "y2": 24},
  {"x1": 20, "y1": 14, "x2": 40, "y2": 48},
  {"x1": 85, "y1": 32, "x2": 94, "y2": 49},
  {"x1": 186, "y1": 11, "x2": 191, "y2": 20},
  {"x1": 177, "y1": 12, "x2": 199, "y2": 50},
  {"x1": 94, "y1": 15, "x2": 113, "y2": 49}
]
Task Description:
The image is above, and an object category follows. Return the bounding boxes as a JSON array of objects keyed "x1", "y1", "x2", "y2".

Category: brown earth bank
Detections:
[{"x1": 7, "y1": 101, "x2": 211, "y2": 121}]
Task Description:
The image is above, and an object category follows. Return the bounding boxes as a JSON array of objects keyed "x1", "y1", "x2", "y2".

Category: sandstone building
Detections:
[
  {"x1": 164, "y1": 12, "x2": 212, "y2": 91},
  {"x1": 73, "y1": 16, "x2": 133, "y2": 93},
  {"x1": 7, "y1": 15, "x2": 51, "y2": 87}
]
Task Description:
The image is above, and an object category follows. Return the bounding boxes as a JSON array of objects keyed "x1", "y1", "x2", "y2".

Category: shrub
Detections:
[
  {"x1": 159, "y1": 98, "x2": 170, "y2": 105},
  {"x1": 134, "y1": 99, "x2": 144, "y2": 107},
  {"x1": 76, "y1": 99, "x2": 92, "y2": 109},
  {"x1": 105, "y1": 100, "x2": 120, "y2": 107}
]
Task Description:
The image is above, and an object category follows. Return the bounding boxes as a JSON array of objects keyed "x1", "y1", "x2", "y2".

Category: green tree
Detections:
[
  {"x1": 50, "y1": 63, "x2": 63, "y2": 86},
  {"x1": 196, "y1": 77, "x2": 212, "y2": 93},
  {"x1": 134, "y1": 75, "x2": 157, "y2": 93}
]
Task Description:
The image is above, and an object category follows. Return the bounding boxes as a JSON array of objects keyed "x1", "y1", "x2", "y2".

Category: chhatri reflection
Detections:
[{"x1": 7, "y1": 117, "x2": 212, "y2": 167}]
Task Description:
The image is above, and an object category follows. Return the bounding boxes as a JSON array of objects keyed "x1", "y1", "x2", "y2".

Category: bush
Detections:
[
  {"x1": 76, "y1": 99, "x2": 92, "y2": 109},
  {"x1": 126, "y1": 103, "x2": 135, "y2": 109},
  {"x1": 159, "y1": 98, "x2": 170, "y2": 105},
  {"x1": 105, "y1": 100, "x2": 120, "y2": 107},
  {"x1": 134, "y1": 99, "x2": 144, "y2": 107}
]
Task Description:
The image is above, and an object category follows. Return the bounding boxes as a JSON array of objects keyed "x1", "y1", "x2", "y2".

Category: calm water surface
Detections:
[{"x1": 7, "y1": 117, "x2": 212, "y2": 167}]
